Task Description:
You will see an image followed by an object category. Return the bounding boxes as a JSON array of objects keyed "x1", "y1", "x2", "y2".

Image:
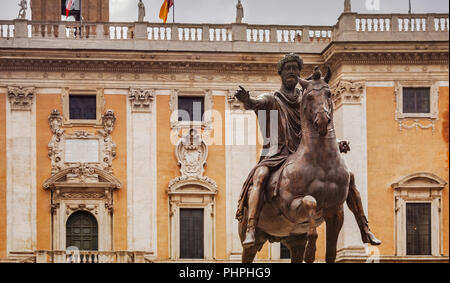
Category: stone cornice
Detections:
[{"x1": 323, "y1": 42, "x2": 449, "y2": 67}]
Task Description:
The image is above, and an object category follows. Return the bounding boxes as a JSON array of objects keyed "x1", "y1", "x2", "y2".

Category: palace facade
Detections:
[{"x1": 0, "y1": 1, "x2": 448, "y2": 263}]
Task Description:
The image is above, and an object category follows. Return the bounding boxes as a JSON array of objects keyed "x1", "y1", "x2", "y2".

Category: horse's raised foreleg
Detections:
[
  {"x1": 324, "y1": 205, "x2": 344, "y2": 263},
  {"x1": 282, "y1": 234, "x2": 307, "y2": 263}
]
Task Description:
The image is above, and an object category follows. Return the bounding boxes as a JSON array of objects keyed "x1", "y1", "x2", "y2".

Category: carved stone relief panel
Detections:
[{"x1": 47, "y1": 109, "x2": 117, "y2": 175}]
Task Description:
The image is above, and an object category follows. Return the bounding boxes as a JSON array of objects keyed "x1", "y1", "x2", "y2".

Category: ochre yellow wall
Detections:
[
  {"x1": 156, "y1": 95, "x2": 173, "y2": 259},
  {"x1": 105, "y1": 94, "x2": 128, "y2": 251},
  {"x1": 0, "y1": 93, "x2": 6, "y2": 258},
  {"x1": 35, "y1": 93, "x2": 128, "y2": 251},
  {"x1": 366, "y1": 86, "x2": 449, "y2": 256},
  {"x1": 36, "y1": 94, "x2": 61, "y2": 251}
]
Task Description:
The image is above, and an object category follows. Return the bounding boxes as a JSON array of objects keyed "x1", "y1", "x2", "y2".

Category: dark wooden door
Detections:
[
  {"x1": 66, "y1": 211, "x2": 98, "y2": 251},
  {"x1": 406, "y1": 203, "x2": 431, "y2": 255},
  {"x1": 180, "y1": 208, "x2": 204, "y2": 259}
]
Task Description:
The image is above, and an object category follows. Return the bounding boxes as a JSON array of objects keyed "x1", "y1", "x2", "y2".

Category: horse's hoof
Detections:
[{"x1": 304, "y1": 245, "x2": 316, "y2": 263}]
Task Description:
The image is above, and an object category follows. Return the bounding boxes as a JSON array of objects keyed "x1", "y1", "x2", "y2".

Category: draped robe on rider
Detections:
[{"x1": 236, "y1": 89, "x2": 302, "y2": 222}]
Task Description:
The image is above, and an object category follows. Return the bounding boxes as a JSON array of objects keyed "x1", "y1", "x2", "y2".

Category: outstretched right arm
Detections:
[{"x1": 235, "y1": 86, "x2": 269, "y2": 111}]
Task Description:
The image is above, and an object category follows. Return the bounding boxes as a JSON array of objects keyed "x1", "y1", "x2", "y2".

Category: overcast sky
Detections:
[{"x1": 0, "y1": 0, "x2": 448, "y2": 25}]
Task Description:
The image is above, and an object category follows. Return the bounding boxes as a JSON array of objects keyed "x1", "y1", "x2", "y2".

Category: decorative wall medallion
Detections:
[
  {"x1": 168, "y1": 129, "x2": 217, "y2": 192},
  {"x1": 7, "y1": 86, "x2": 35, "y2": 111}
]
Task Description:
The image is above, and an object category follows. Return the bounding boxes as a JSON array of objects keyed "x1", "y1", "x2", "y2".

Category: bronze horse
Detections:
[{"x1": 239, "y1": 67, "x2": 350, "y2": 263}]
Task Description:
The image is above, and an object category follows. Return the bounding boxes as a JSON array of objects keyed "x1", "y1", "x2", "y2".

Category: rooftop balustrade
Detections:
[{"x1": 0, "y1": 13, "x2": 448, "y2": 53}]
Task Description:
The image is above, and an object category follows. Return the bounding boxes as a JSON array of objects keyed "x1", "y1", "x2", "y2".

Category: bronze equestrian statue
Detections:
[{"x1": 235, "y1": 53, "x2": 380, "y2": 263}]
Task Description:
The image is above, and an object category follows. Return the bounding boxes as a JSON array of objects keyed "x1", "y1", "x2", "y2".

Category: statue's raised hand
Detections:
[{"x1": 235, "y1": 86, "x2": 250, "y2": 103}]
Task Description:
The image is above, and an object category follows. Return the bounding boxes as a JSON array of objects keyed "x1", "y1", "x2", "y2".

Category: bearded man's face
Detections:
[{"x1": 281, "y1": 61, "x2": 300, "y2": 90}]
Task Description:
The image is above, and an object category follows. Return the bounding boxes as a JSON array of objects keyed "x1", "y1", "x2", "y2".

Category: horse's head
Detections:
[{"x1": 299, "y1": 66, "x2": 333, "y2": 136}]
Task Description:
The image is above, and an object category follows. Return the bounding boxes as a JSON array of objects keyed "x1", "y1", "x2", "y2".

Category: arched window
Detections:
[{"x1": 66, "y1": 211, "x2": 98, "y2": 251}]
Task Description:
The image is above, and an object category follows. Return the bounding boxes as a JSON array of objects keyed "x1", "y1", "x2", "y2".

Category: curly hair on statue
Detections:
[{"x1": 277, "y1": 53, "x2": 304, "y2": 75}]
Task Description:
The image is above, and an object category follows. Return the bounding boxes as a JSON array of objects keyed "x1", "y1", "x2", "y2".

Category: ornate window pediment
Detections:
[{"x1": 392, "y1": 172, "x2": 447, "y2": 191}]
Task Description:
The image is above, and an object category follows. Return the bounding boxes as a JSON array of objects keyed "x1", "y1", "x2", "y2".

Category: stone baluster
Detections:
[{"x1": 53, "y1": 250, "x2": 66, "y2": 263}]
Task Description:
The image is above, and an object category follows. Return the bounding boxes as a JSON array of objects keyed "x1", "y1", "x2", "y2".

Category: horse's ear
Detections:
[
  {"x1": 324, "y1": 66, "x2": 332, "y2": 83},
  {"x1": 298, "y1": 78, "x2": 310, "y2": 90}
]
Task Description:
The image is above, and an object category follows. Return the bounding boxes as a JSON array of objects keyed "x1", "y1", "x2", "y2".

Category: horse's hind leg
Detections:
[
  {"x1": 324, "y1": 205, "x2": 344, "y2": 263},
  {"x1": 281, "y1": 234, "x2": 307, "y2": 263}
]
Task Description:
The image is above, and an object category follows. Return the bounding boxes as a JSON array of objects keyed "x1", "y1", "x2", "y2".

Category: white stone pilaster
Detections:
[
  {"x1": 332, "y1": 81, "x2": 368, "y2": 258},
  {"x1": 127, "y1": 89, "x2": 157, "y2": 258},
  {"x1": 6, "y1": 86, "x2": 36, "y2": 255},
  {"x1": 225, "y1": 93, "x2": 257, "y2": 260}
]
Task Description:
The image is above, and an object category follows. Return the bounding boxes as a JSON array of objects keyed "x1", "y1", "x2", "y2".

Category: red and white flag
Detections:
[{"x1": 66, "y1": 0, "x2": 74, "y2": 17}]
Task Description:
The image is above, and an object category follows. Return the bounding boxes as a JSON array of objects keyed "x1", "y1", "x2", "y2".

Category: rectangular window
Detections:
[
  {"x1": 406, "y1": 203, "x2": 431, "y2": 255},
  {"x1": 180, "y1": 208, "x2": 204, "y2": 259},
  {"x1": 403, "y1": 88, "x2": 430, "y2": 114},
  {"x1": 69, "y1": 95, "x2": 97, "y2": 120},
  {"x1": 178, "y1": 96, "x2": 204, "y2": 122},
  {"x1": 280, "y1": 243, "x2": 291, "y2": 259}
]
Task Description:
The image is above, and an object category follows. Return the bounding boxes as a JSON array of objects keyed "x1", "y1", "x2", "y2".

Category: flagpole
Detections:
[
  {"x1": 408, "y1": 0, "x2": 411, "y2": 14},
  {"x1": 173, "y1": 1, "x2": 175, "y2": 23}
]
